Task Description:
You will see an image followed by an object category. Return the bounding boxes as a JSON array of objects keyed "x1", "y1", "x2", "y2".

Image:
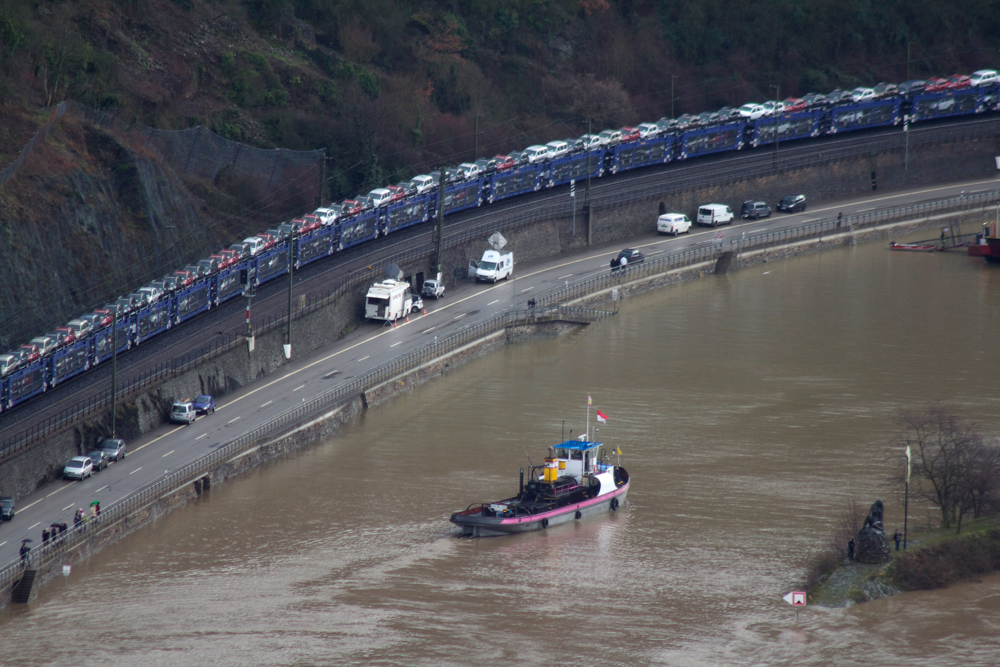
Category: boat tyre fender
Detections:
[
  {"x1": 610, "y1": 497, "x2": 619, "y2": 511},
  {"x1": 541, "y1": 518, "x2": 549, "y2": 529},
  {"x1": 575, "y1": 510, "x2": 582, "y2": 520}
]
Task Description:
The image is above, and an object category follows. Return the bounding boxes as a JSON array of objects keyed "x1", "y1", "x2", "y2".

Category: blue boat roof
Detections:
[{"x1": 554, "y1": 440, "x2": 603, "y2": 451}]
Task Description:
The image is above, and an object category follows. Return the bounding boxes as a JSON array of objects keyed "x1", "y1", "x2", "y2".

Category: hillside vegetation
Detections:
[{"x1": 1, "y1": 0, "x2": 999, "y2": 344}]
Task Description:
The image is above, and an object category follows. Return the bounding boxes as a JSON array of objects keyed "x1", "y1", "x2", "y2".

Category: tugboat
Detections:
[{"x1": 450, "y1": 438, "x2": 630, "y2": 537}]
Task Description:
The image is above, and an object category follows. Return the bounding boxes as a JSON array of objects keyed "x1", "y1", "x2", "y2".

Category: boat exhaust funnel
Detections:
[{"x1": 519, "y1": 468, "x2": 524, "y2": 496}]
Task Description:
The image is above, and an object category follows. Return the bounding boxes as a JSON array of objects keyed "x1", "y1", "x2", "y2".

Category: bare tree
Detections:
[{"x1": 899, "y1": 406, "x2": 1000, "y2": 532}]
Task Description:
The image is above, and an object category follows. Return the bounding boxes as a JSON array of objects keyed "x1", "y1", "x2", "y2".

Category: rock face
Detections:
[{"x1": 856, "y1": 499, "x2": 891, "y2": 564}]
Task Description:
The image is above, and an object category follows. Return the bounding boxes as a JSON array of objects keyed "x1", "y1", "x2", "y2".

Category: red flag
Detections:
[{"x1": 596, "y1": 410, "x2": 608, "y2": 423}]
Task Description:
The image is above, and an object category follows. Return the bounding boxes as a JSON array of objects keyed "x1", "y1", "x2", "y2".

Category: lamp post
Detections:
[
  {"x1": 110, "y1": 310, "x2": 118, "y2": 438},
  {"x1": 904, "y1": 444, "x2": 911, "y2": 550},
  {"x1": 284, "y1": 229, "x2": 295, "y2": 360}
]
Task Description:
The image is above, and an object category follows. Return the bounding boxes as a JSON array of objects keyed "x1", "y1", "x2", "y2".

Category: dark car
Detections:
[
  {"x1": 741, "y1": 200, "x2": 772, "y2": 219},
  {"x1": 777, "y1": 194, "x2": 807, "y2": 213},
  {"x1": 715, "y1": 106, "x2": 739, "y2": 120},
  {"x1": 86, "y1": 449, "x2": 110, "y2": 472},
  {"x1": 507, "y1": 151, "x2": 528, "y2": 167},
  {"x1": 394, "y1": 181, "x2": 418, "y2": 197},
  {"x1": 611, "y1": 248, "x2": 645, "y2": 271},
  {"x1": 99, "y1": 438, "x2": 127, "y2": 462},
  {"x1": 0, "y1": 497, "x2": 14, "y2": 521},
  {"x1": 872, "y1": 82, "x2": 898, "y2": 98},
  {"x1": 192, "y1": 394, "x2": 216, "y2": 415},
  {"x1": 801, "y1": 92, "x2": 827, "y2": 107},
  {"x1": 826, "y1": 89, "x2": 850, "y2": 104},
  {"x1": 897, "y1": 80, "x2": 926, "y2": 96}
]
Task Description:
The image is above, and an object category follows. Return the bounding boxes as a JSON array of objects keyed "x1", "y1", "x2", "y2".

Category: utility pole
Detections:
[
  {"x1": 474, "y1": 114, "x2": 481, "y2": 161},
  {"x1": 284, "y1": 230, "x2": 295, "y2": 360},
  {"x1": 434, "y1": 170, "x2": 447, "y2": 276},
  {"x1": 110, "y1": 311, "x2": 118, "y2": 438},
  {"x1": 671, "y1": 75, "x2": 677, "y2": 118}
]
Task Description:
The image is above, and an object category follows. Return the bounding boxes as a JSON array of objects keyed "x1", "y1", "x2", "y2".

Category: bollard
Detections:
[
  {"x1": 424, "y1": 308, "x2": 427, "y2": 315},
  {"x1": 405, "y1": 315, "x2": 409, "y2": 323}
]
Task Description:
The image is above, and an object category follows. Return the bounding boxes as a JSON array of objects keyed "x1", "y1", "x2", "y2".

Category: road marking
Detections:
[
  {"x1": 423, "y1": 327, "x2": 435, "y2": 333},
  {"x1": 390, "y1": 341, "x2": 402, "y2": 347},
  {"x1": 29, "y1": 522, "x2": 39, "y2": 530},
  {"x1": 260, "y1": 401, "x2": 272, "y2": 408},
  {"x1": 487, "y1": 299, "x2": 499, "y2": 305},
  {"x1": 196, "y1": 433, "x2": 207, "y2": 440},
  {"x1": 520, "y1": 286, "x2": 534, "y2": 293},
  {"x1": 358, "y1": 355, "x2": 369, "y2": 362},
  {"x1": 557, "y1": 274, "x2": 573, "y2": 280},
  {"x1": 0, "y1": 541, "x2": 5, "y2": 548},
  {"x1": 454, "y1": 313, "x2": 465, "y2": 320},
  {"x1": 228, "y1": 416, "x2": 241, "y2": 424},
  {"x1": 62, "y1": 504, "x2": 73, "y2": 511},
  {"x1": 44, "y1": 487, "x2": 68, "y2": 500},
  {"x1": 97, "y1": 486, "x2": 108, "y2": 492},
  {"x1": 129, "y1": 467, "x2": 142, "y2": 475},
  {"x1": 292, "y1": 384, "x2": 305, "y2": 392},
  {"x1": 162, "y1": 450, "x2": 174, "y2": 458}
]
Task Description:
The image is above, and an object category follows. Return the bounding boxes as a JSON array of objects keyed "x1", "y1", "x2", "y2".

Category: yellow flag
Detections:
[
  {"x1": 588, "y1": 395, "x2": 592, "y2": 405},
  {"x1": 615, "y1": 447, "x2": 623, "y2": 455}
]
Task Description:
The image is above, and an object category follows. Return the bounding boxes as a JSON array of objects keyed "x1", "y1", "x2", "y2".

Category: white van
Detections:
[
  {"x1": 696, "y1": 203, "x2": 734, "y2": 226},
  {"x1": 657, "y1": 213, "x2": 692, "y2": 235},
  {"x1": 545, "y1": 140, "x2": 570, "y2": 159},
  {"x1": 170, "y1": 400, "x2": 196, "y2": 425},
  {"x1": 523, "y1": 145, "x2": 551, "y2": 164},
  {"x1": 970, "y1": 70, "x2": 998, "y2": 87},
  {"x1": 367, "y1": 189, "x2": 393, "y2": 208}
]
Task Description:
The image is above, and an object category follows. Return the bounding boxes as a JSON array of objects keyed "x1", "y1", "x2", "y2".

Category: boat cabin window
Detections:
[{"x1": 570, "y1": 450, "x2": 583, "y2": 460}]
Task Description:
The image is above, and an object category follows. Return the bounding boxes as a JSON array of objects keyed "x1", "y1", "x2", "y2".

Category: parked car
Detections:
[
  {"x1": 139, "y1": 283, "x2": 164, "y2": 304},
  {"x1": 946, "y1": 74, "x2": 971, "y2": 90},
  {"x1": 18, "y1": 344, "x2": 40, "y2": 365},
  {"x1": 741, "y1": 200, "x2": 772, "y2": 219},
  {"x1": 456, "y1": 163, "x2": 481, "y2": 180},
  {"x1": 0, "y1": 497, "x2": 14, "y2": 521},
  {"x1": 195, "y1": 257, "x2": 221, "y2": 276},
  {"x1": 611, "y1": 248, "x2": 645, "y2": 271},
  {"x1": 394, "y1": 181, "x2": 417, "y2": 197},
  {"x1": 172, "y1": 269, "x2": 196, "y2": 289},
  {"x1": 422, "y1": 278, "x2": 445, "y2": 299},
  {"x1": 86, "y1": 449, "x2": 110, "y2": 472},
  {"x1": 761, "y1": 101, "x2": 785, "y2": 116},
  {"x1": 781, "y1": 98, "x2": 807, "y2": 112},
  {"x1": 674, "y1": 113, "x2": 699, "y2": 128},
  {"x1": 970, "y1": 70, "x2": 998, "y2": 87},
  {"x1": 655, "y1": 117, "x2": 677, "y2": 132},
  {"x1": 49, "y1": 329, "x2": 75, "y2": 348},
  {"x1": 385, "y1": 184, "x2": 407, "y2": 202},
  {"x1": 801, "y1": 92, "x2": 827, "y2": 107},
  {"x1": 715, "y1": 106, "x2": 740, "y2": 120},
  {"x1": 826, "y1": 89, "x2": 850, "y2": 104},
  {"x1": 577, "y1": 135, "x2": 602, "y2": 151},
  {"x1": 545, "y1": 140, "x2": 570, "y2": 158},
  {"x1": 850, "y1": 87, "x2": 876, "y2": 103},
  {"x1": 656, "y1": 213, "x2": 692, "y2": 235},
  {"x1": 341, "y1": 199, "x2": 364, "y2": 216},
  {"x1": 872, "y1": 82, "x2": 898, "y2": 98},
  {"x1": 170, "y1": 400, "x2": 197, "y2": 425},
  {"x1": 696, "y1": 203, "x2": 735, "y2": 226},
  {"x1": 737, "y1": 103, "x2": 767, "y2": 120},
  {"x1": 596, "y1": 129, "x2": 622, "y2": 146},
  {"x1": 353, "y1": 195, "x2": 374, "y2": 211},
  {"x1": 192, "y1": 394, "x2": 216, "y2": 415},
  {"x1": 507, "y1": 150, "x2": 528, "y2": 166},
  {"x1": 897, "y1": 80, "x2": 926, "y2": 95},
  {"x1": 298, "y1": 215, "x2": 323, "y2": 234},
  {"x1": 312, "y1": 207, "x2": 339, "y2": 226},
  {"x1": 0, "y1": 353, "x2": 22, "y2": 377},
  {"x1": 241, "y1": 237, "x2": 265, "y2": 257},
  {"x1": 410, "y1": 294, "x2": 424, "y2": 314},
  {"x1": 472, "y1": 158, "x2": 494, "y2": 176},
  {"x1": 63, "y1": 456, "x2": 94, "y2": 480},
  {"x1": 367, "y1": 188, "x2": 394, "y2": 208},
  {"x1": 409, "y1": 174, "x2": 435, "y2": 194},
  {"x1": 523, "y1": 145, "x2": 551, "y2": 163},
  {"x1": 636, "y1": 122, "x2": 660, "y2": 138},
  {"x1": 925, "y1": 77, "x2": 949, "y2": 93},
  {"x1": 491, "y1": 155, "x2": 515, "y2": 171},
  {"x1": 30, "y1": 335, "x2": 58, "y2": 357},
  {"x1": 619, "y1": 127, "x2": 640, "y2": 142},
  {"x1": 256, "y1": 232, "x2": 277, "y2": 251},
  {"x1": 777, "y1": 193, "x2": 808, "y2": 212},
  {"x1": 99, "y1": 438, "x2": 127, "y2": 462},
  {"x1": 66, "y1": 318, "x2": 93, "y2": 339}
]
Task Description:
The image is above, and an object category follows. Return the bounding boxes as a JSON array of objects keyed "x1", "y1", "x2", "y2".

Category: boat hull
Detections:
[{"x1": 450, "y1": 483, "x2": 629, "y2": 537}]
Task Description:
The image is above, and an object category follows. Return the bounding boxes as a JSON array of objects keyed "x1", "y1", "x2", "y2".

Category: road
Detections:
[{"x1": 1, "y1": 177, "x2": 994, "y2": 568}]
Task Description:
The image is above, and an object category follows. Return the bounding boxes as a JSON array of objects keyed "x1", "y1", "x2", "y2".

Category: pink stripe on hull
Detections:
[{"x1": 498, "y1": 484, "x2": 628, "y2": 525}]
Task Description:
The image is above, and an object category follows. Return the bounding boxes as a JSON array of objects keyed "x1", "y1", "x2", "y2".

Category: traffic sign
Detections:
[
  {"x1": 782, "y1": 591, "x2": 806, "y2": 606},
  {"x1": 62, "y1": 564, "x2": 71, "y2": 577},
  {"x1": 715, "y1": 230, "x2": 724, "y2": 240}
]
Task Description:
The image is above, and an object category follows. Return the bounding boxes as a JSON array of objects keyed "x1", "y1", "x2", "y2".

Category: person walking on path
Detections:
[
  {"x1": 894, "y1": 530, "x2": 901, "y2": 551},
  {"x1": 848, "y1": 537, "x2": 855, "y2": 561},
  {"x1": 20, "y1": 541, "x2": 30, "y2": 564}
]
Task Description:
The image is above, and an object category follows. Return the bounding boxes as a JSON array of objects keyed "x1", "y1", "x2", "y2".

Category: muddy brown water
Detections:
[{"x1": 3, "y1": 237, "x2": 1000, "y2": 666}]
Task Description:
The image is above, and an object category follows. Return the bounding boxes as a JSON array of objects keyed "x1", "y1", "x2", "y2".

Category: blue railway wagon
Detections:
[
  {"x1": 441, "y1": 180, "x2": 482, "y2": 215},
  {"x1": 135, "y1": 300, "x2": 172, "y2": 344},
  {"x1": 549, "y1": 150, "x2": 607, "y2": 186},
  {"x1": 338, "y1": 210, "x2": 378, "y2": 250},
  {"x1": 910, "y1": 89, "x2": 986, "y2": 122},
  {"x1": 829, "y1": 98, "x2": 901, "y2": 133},
  {"x1": 175, "y1": 282, "x2": 212, "y2": 326},
  {"x1": 383, "y1": 194, "x2": 432, "y2": 235},
  {"x1": 93, "y1": 318, "x2": 133, "y2": 364},
  {"x1": 679, "y1": 122, "x2": 746, "y2": 159},
  {"x1": 608, "y1": 137, "x2": 672, "y2": 174},
  {"x1": 5, "y1": 362, "x2": 46, "y2": 410},
  {"x1": 49, "y1": 338, "x2": 91, "y2": 388},
  {"x1": 211, "y1": 266, "x2": 243, "y2": 307},
  {"x1": 254, "y1": 246, "x2": 288, "y2": 284},
  {"x1": 751, "y1": 110, "x2": 824, "y2": 147},
  {"x1": 488, "y1": 164, "x2": 544, "y2": 204},
  {"x1": 295, "y1": 226, "x2": 336, "y2": 268}
]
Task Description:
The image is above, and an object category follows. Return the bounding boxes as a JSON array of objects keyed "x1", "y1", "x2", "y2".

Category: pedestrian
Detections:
[
  {"x1": 20, "y1": 542, "x2": 30, "y2": 564},
  {"x1": 837, "y1": 211, "x2": 843, "y2": 227},
  {"x1": 95, "y1": 502, "x2": 101, "y2": 517},
  {"x1": 848, "y1": 537, "x2": 855, "y2": 561},
  {"x1": 894, "y1": 529, "x2": 901, "y2": 551},
  {"x1": 42, "y1": 528, "x2": 49, "y2": 545},
  {"x1": 74, "y1": 508, "x2": 83, "y2": 527}
]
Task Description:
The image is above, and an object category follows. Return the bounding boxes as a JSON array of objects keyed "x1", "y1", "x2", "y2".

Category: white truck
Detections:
[
  {"x1": 365, "y1": 279, "x2": 418, "y2": 322},
  {"x1": 475, "y1": 250, "x2": 513, "y2": 283}
]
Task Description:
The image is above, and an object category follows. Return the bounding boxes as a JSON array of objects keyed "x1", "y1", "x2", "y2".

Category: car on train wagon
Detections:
[
  {"x1": 970, "y1": 70, "x2": 998, "y2": 87},
  {"x1": 777, "y1": 194, "x2": 808, "y2": 213}
]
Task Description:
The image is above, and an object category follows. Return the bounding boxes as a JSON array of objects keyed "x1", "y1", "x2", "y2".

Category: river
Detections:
[{"x1": 3, "y1": 235, "x2": 1000, "y2": 665}]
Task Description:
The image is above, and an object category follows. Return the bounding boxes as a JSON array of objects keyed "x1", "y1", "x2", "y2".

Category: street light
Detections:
[{"x1": 284, "y1": 229, "x2": 295, "y2": 360}]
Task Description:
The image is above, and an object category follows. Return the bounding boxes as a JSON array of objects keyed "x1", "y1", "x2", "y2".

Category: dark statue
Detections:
[{"x1": 855, "y1": 499, "x2": 891, "y2": 564}]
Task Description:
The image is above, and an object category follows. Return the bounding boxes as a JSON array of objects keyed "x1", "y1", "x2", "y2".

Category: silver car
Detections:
[{"x1": 63, "y1": 456, "x2": 94, "y2": 480}]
